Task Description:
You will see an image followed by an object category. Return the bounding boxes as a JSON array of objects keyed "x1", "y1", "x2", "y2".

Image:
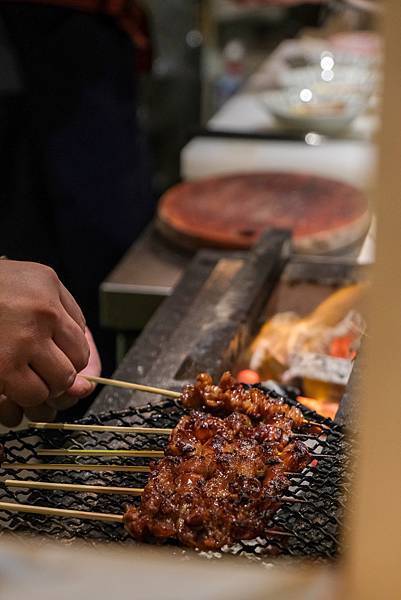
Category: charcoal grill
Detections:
[
  {"x1": 0, "y1": 388, "x2": 351, "y2": 560},
  {"x1": 90, "y1": 230, "x2": 365, "y2": 418},
  {"x1": 0, "y1": 231, "x2": 359, "y2": 559}
]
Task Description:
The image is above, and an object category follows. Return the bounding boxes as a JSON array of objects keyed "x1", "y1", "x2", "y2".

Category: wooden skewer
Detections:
[
  {"x1": 265, "y1": 529, "x2": 292, "y2": 537},
  {"x1": 303, "y1": 421, "x2": 341, "y2": 436},
  {"x1": 84, "y1": 375, "x2": 337, "y2": 435},
  {"x1": 37, "y1": 449, "x2": 164, "y2": 458},
  {"x1": 282, "y1": 496, "x2": 306, "y2": 504},
  {"x1": 28, "y1": 422, "x2": 172, "y2": 436},
  {"x1": 0, "y1": 500, "x2": 123, "y2": 523},
  {"x1": 5, "y1": 478, "x2": 304, "y2": 504},
  {"x1": 1, "y1": 463, "x2": 150, "y2": 473},
  {"x1": 303, "y1": 420, "x2": 331, "y2": 430},
  {"x1": 5, "y1": 479, "x2": 144, "y2": 496},
  {"x1": 292, "y1": 433, "x2": 323, "y2": 439},
  {"x1": 311, "y1": 454, "x2": 337, "y2": 459},
  {"x1": 84, "y1": 376, "x2": 180, "y2": 399}
]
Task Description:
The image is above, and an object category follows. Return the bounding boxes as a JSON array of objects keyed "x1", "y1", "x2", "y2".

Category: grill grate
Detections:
[{"x1": 0, "y1": 390, "x2": 351, "y2": 559}]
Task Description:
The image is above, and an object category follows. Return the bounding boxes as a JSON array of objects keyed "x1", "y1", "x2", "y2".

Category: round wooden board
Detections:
[{"x1": 156, "y1": 172, "x2": 370, "y2": 254}]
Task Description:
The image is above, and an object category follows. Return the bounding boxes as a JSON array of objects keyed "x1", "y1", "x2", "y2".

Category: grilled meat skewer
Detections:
[
  {"x1": 181, "y1": 372, "x2": 306, "y2": 428},
  {"x1": 124, "y1": 411, "x2": 310, "y2": 550}
]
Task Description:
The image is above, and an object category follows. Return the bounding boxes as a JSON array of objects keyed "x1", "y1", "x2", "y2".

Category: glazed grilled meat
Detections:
[
  {"x1": 180, "y1": 372, "x2": 305, "y2": 428},
  {"x1": 124, "y1": 411, "x2": 310, "y2": 550},
  {"x1": 168, "y1": 411, "x2": 292, "y2": 456}
]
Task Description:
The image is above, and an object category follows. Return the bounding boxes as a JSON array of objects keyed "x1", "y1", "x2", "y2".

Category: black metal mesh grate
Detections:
[{"x1": 0, "y1": 390, "x2": 351, "y2": 559}]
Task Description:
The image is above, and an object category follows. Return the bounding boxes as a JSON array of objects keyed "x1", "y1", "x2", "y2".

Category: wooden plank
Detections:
[{"x1": 345, "y1": 3, "x2": 401, "y2": 598}]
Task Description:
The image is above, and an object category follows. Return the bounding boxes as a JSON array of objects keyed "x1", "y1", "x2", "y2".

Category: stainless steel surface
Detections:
[
  {"x1": 100, "y1": 225, "x2": 192, "y2": 330},
  {"x1": 100, "y1": 222, "x2": 365, "y2": 333}
]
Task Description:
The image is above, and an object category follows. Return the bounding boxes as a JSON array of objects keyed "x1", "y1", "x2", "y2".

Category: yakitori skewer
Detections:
[
  {"x1": 37, "y1": 449, "x2": 164, "y2": 458},
  {"x1": 85, "y1": 373, "x2": 331, "y2": 431},
  {"x1": 1, "y1": 463, "x2": 150, "y2": 473},
  {"x1": 5, "y1": 479, "x2": 305, "y2": 503},
  {"x1": 0, "y1": 500, "x2": 293, "y2": 538},
  {"x1": 37, "y1": 448, "x2": 335, "y2": 459},
  {"x1": 28, "y1": 422, "x2": 172, "y2": 435},
  {"x1": 27, "y1": 420, "x2": 319, "y2": 439}
]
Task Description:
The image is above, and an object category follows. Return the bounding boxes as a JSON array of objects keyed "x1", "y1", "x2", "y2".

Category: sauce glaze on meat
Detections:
[{"x1": 124, "y1": 410, "x2": 310, "y2": 550}]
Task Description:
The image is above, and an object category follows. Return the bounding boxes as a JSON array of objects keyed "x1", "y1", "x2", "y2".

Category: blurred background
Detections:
[
  {"x1": 138, "y1": 0, "x2": 378, "y2": 194},
  {"x1": 0, "y1": 0, "x2": 380, "y2": 410}
]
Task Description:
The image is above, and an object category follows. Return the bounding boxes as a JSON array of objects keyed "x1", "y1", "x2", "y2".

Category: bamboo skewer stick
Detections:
[
  {"x1": 37, "y1": 449, "x2": 164, "y2": 458},
  {"x1": 28, "y1": 422, "x2": 172, "y2": 435},
  {"x1": 302, "y1": 420, "x2": 332, "y2": 431},
  {"x1": 0, "y1": 501, "x2": 123, "y2": 523},
  {"x1": 1, "y1": 463, "x2": 150, "y2": 473},
  {"x1": 84, "y1": 376, "x2": 180, "y2": 399},
  {"x1": 265, "y1": 529, "x2": 292, "y2": 537},
  {"x1": 84, "y1": 375, "x2": 335, "y2": 433},
  {"x1": 5, "y1": 479, "x2": 144, "y2": 496},
  {"x1": 0, "y1": 500, "x2": 293, "y2": 537},
  {"x1": 292, "y1": 433, "x2": 324, "y2": 439},
  {"x1": 310, "y1": 454, "x2": 336, "y2": 459},
  {"x1": 36, "y1": 448, "x2": 164, "y2": 458}
]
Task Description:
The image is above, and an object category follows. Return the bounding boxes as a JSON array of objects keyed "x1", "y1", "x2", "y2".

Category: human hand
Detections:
[
  {"x1": 0, "y1": 328, "x2": 101, "y2": 425},
  {"x1": 0, "y1": 261, "x2": 90, "y2": 425},
  {"x1": 44, "y1": 327, "x2": 102, "y2": 415}
]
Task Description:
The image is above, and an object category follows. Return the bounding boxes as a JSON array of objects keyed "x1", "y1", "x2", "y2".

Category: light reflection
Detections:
[
  {"x1": 321, "y1": 69, "x2": 334, "y2": 82},
  {"x1": 305, "y1": 132, "x2": 323, "y2": 146},
  {"x1": 299, "y1": 88, "x2": 313, "y2": 102},
  {"x1": 321, "y1": 55, "x2": 335, "y2": 71},
  {"x1": 186, "y1": 29, "x2": 203, "y2": 48}
]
